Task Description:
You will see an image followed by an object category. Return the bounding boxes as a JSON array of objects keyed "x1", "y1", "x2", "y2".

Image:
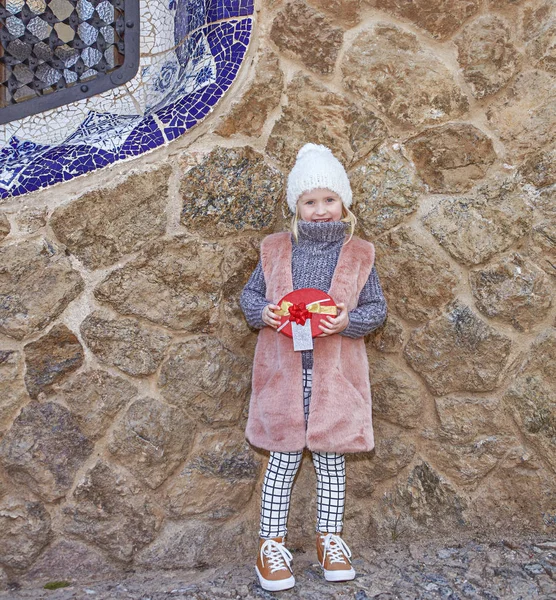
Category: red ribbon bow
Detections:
[{"x1": 288, "y1": 302, "x2": 311, "y2": 326}]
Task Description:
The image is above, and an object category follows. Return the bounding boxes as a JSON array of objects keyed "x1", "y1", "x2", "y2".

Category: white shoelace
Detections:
[
  {"x1": 260, "y1": 539, "x2": 293, "y2": 574},
  {"x1": 322, "y1": 533, "x2": 352, "y2": 566}
]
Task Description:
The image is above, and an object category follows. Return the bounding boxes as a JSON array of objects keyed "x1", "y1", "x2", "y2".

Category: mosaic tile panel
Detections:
[{"x1": 0, "y1": 0, "x2": 254, "y2": 199}]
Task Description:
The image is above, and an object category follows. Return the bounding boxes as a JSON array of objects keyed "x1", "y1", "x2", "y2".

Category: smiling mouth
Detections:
[{"x1": 313, "y1": 218, "x2": 331, "y2": 222}]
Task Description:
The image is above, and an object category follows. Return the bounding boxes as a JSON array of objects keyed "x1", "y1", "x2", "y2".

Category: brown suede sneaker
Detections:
[
  {"x1": 255, "y1": 536, "x2": 295, "y2": 592},
  {"x1": 316, "y1": 532, "x2": 356, "y2": 582}
]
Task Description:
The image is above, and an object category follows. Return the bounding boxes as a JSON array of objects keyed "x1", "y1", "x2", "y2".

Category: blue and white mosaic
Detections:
[{"x1": 0, "y1": 0, "x2": 254, "y2": 200}]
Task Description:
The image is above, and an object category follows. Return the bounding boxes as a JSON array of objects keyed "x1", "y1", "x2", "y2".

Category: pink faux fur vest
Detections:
[{"x1": 245, "y1": 232, "x2": 375, "y2": 453}]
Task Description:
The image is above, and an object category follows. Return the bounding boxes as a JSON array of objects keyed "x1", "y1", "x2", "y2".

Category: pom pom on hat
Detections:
[{"x1": 286, "y1": 143, "x2": 352, "y2": 213}]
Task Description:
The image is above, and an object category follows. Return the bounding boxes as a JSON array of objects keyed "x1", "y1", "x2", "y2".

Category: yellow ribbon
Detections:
[{"x1": 275, "y1": 300, "x2": 337, "y2": 318}]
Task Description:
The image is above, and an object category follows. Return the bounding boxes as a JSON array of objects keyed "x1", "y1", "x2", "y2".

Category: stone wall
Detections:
[{"x1": 0, "y1": 0, "x2": 555, "y2": 586}]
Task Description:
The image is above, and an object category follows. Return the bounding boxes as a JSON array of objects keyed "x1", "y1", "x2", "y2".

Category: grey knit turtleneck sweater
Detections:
[{"x1": 240, "y1": 221, "x2": 388, "y2": 369}]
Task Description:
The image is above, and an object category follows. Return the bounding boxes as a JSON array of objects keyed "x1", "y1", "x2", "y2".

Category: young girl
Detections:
[{"x1": 240, "y1": 143, "x2": 387, "y2": 592}]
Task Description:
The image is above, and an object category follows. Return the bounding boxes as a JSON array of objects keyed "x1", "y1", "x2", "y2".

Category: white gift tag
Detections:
[{"x1": 291, "y1": 321, "x2": 314, "y2": 351}]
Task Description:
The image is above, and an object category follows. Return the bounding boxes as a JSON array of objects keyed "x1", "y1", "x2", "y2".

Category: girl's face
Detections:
[{"x1": 297, "y1": 188, "x2": 343, "y2": 223}]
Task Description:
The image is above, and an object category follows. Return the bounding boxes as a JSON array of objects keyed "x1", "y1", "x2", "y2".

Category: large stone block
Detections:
[
  {"x1": 518, "y1": 146, "x2": 556, "y2": 188},
  {"x1": 94, "y1": 237, "x2": 224, "y2": 333},
  {"x1": 454, "y1": 16, "x2": 520, "y2": 98},
  {"x1": 404, "y1": 302, "x2": 512, "y2": 396},
  {"x1": 164, "y1": 428, "x2": 260, "y2": 519},
  {"x1": 368, "y1": 461, "x2": 467, "y2": 539},
  {"x1": 0, "y1": 402, "x2": 93, "y2": 501},
  {"x1": 215, "y1": 50, "x2": 283, "y2": 138},
  {"x1": 56, "y1": 370, "x2": 137, "y2": 440},
  {"x1": 422, "y1": 175, "x2": 533, "y2": 265},
  {"x1": 80, "y1": 311, "x2": 171, "y2": 377},
  {"x1": 266, "y1": 73, "x2": 387, "y2": 170},
  {"x1": 180, "y1": 147, "x2": 282, "y2": 237},
  {"x1": 0, "y1": 350, "x2": 28, "y2": 435},
  {"x1": 349, "y1": 145, "x2": 424, "y2": 237},
  {"x1": 470, "y1": 253, "x2": 553, "y2": 331},
  {"x1": 406, "y1": 124, "x2": 496, "y2": 193},
  {"x1": 109, "y1": 397, "x2": 194, "y2": 489},
  {"x1": 341, "y1": 24, "x2": 469, "y2": 130},
  {"x1": 369, "y1": 356, "x2": 424, "y2": 428},
  {"x1": 486, "y1": 70, "x2": 556, "y2": 163},
  {"x1": 528, "y1": 219, "x2": 556, "y2": 278},
  {"x1": 364, "y1": 0, "x2": 480, "y2": 40},
  {"x1": 503, "y1": 329, "x2": 556, "y2": 471},
  {"x1": 158, "y1": 336, "x2": 250, "y2": 425},
  {"x1": 50, "y1": 166, "x2": 170, "y2": 270},
  {"x1": 269, "y1": 0, "x2": 343, "y2": 75},
  {"x1": 367, "y1": 315, "x2": 405, "y2": 354},
  {"x1": 307, "y1": 0, "x2": 361, "y2": 26},
  {"x1": 374, "y1": 226, "x2": 458, "y2": 322},
  {"x1": 23, "y1": 324, "x2": 84, "y2": 399},
  {"x1": 0, "y1": 497, "x2": 51, "y2": 570},
  {"x1": 349, "y1": 421, "x2": 416, "y2": 497},
  {"x1": 63, "y1": 461, "x2": 162, "y2": 562},
  {"x1": 522, "y1": 0, "x2": 556, "y2": 73},
  {"x1": 0, "y1": 213, "x2": 9, "y2": 241},
  {"x1": 0, "y1": 238, "x2": 84, "y2": 340}
]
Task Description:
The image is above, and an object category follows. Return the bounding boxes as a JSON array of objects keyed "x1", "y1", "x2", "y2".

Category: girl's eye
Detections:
[{"x1": 327, "y1": 197, "x2": 336, "y2": 202}]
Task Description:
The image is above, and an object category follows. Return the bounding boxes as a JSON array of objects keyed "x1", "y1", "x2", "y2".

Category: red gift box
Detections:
[{"x1": 275, "y1": 288, "x2": 338, "y2": 339}]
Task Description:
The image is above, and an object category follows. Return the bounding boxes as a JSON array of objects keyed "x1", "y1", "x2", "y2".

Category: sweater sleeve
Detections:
[
  {"x1": 239, "y1": 259, "x2": 269, "y2": 329},
  {"x1": 340, "y1": 265, "x2": 388, "y2": 339}
]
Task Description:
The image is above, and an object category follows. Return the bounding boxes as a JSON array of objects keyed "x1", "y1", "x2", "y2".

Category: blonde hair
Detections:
[{"x1": 291, "y1": 203, "x2": 357, "y2": 243}]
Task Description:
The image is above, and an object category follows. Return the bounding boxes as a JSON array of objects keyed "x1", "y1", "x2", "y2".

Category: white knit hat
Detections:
[{"x1": 286, "y1": 143, "x2": 352, "y2": 213}]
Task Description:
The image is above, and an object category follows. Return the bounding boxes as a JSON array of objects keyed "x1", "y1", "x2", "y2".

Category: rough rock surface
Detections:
[
  {"x1": 454, "y1": 16, "x2": 520, "y2": 98},
  {"x1": 522, "y1": 0, "x2": 556, "y2": 73},
  {"x1": 422, "y1": 175, "x2": 533, "y2": 265},
  {"x1": 23, "y1": 324, "x2": 84, "y2": 399},
  {"x1": 215, "y1": 50, "x2": 283, "y2": 137},
  {"x1": 94, "y1": 237, "x2": 225, "y2": 332},
  {"x1": 341, "y1": 24, "x2": 469, "y2": 130},
  {"x1": 0, "y1": 213, "x2": 10, "y2": 241},
  {"x1": 56, "y1": 370, "x2": 137, "y2": 440},
  {"x1": 503, "y1": 329, "x2": 556, "y2": 471},
  {"x1": 15, "y1": 207, "x2": 47, "y2": 234},
  {"x1": 529, "y1": 219, "x2": 556, "y2": 277},
  {"x1": 266, "y1": 73, "x2": 387, "y2": 169},
  {"x1": 307, "y1": 0, "x2": 361, "y2": 26},
  {"x1": 0, "y1": 238, "x2": 84, "y2": 340},
  {"x1": 164, "y1": 428, "x2": 261, "y2": 518},
  {"x1": 403, "y1": 302, "x2": 512, "y2": 396},
  {"x1": 0, "y1": 402, "x2": 93, "y2": 501},
  {"x1": 370, "y1": 461, "x2": 467, "y2": 537},
  {"x1": 406, "y1": 124, "x2": 496, "y2": 193},
  {"x1": 519, "y1": 145, "x2": 556, "y2": 188},
  {"x1": 108, "y1": 396, "x2": 193, "y2": 489},
  {"x1": 349, "y1": 422, "x2": 416, "y2": 497},
  {"x1": 269, "y1": 1, "x2": 343, "y2": 75},
  {"x1": 369, "y1": 356, "x2": 425, "y2": 428},
  {"x1": 80, "y1": 311, "x2": 171, "y2": 377},
  {"x1": 368, "y1": 315, "x2": 405, "y2": 354},
  {"x1": 349, "y1": 145, "x2": 424, "y2": 237},
  {"x1": 180, "y1": 147, "x2": 282, "y2": 237},
  {"x1": 50, "y1": 167, "x2": 170, "y2": 270},
  {"x1": 158, "y1": 336, "x2": 250, "y2": 425},
  {"x1": 63, "y1": 461, "x2": 162, "y2": 563},
  {"x1": 470, "y1": 253, "x2": 553, "y2": 331},
  {"x1": 0, "y1": 497, "x2": 51, "y2": 571},
  {"x1": 0, "y1": 351, "x2": 28, "y2": 434},
  {"x1": 374, "y1": 225, "x2": 458, "y2": 322},
  {"x1": 486, "y1": 70, "x2": 556, "y2": 162},
  {"x1": 365, "y1": 0, "x2": 480, "y2": 40}
]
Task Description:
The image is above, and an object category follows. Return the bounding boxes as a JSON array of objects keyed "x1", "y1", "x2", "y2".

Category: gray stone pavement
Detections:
[{"x1": 2, "y1": 537, "x2": 555, "y2": 600}]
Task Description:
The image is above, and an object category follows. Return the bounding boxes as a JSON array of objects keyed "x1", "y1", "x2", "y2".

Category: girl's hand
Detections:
[
  {"x1": 317, "y1": 302, "x2": 349, "y2": 337},
  {"x1": 262, "y1": 303, "x2": 282, "y2": 329}
]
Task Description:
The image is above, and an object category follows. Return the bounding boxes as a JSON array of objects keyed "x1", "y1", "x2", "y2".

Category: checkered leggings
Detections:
[{"x1": 259, "y1": 369, "x2": 346, "y2": 538}]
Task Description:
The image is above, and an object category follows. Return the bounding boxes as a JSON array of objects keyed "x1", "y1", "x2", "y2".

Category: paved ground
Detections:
[{"x1": 2, "y1": 537, "x2": 556, "y2": 600}]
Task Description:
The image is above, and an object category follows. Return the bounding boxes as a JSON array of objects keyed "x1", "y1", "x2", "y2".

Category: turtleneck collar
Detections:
[{"x1": 296, "y1": 220, "x2": 348, "y2": 245}]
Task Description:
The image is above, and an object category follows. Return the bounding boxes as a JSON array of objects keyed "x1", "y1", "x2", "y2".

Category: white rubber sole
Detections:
[
  {"x1": 323, "y1": 566, "x2": 356, "y2": 582},
  {"x1": 255, "y1": 566, "x2": 296, "y2": 591}
]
